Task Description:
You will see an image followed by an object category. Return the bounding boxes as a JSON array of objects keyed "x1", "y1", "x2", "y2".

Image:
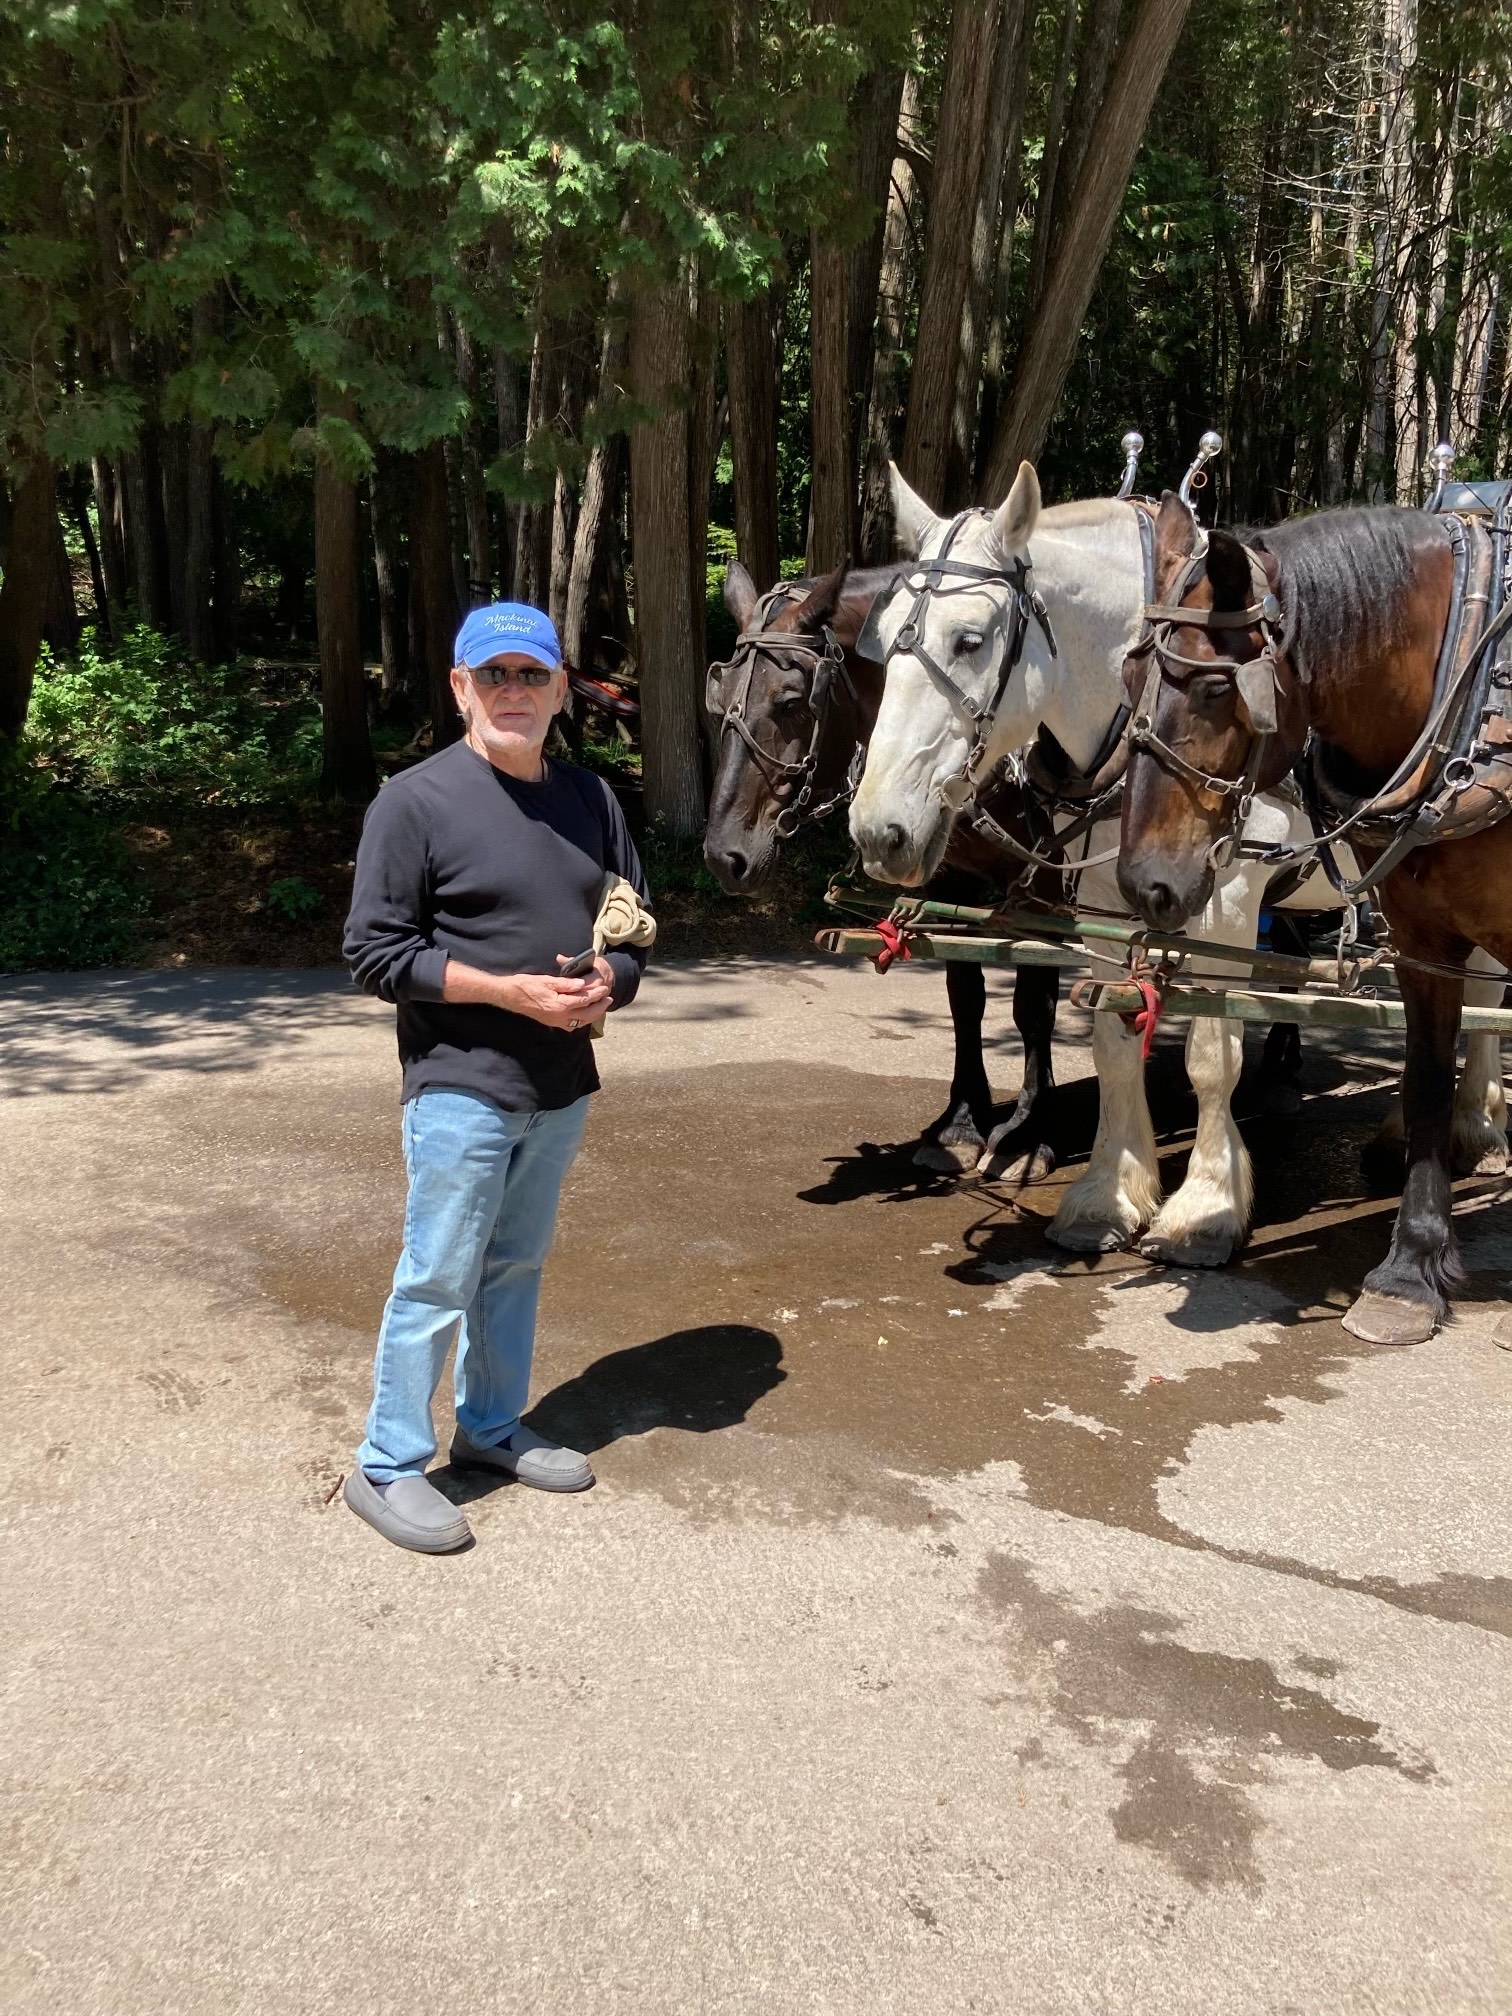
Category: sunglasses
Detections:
[{"x1": 470, "y1": 661, "x2": 556, "y2": 688}]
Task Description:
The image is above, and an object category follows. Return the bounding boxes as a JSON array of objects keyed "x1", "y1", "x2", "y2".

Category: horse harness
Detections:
[
  {"x1": 706, "y1": 583, "x2": 865, "y2": 838},
  {"x1": 1127, "y1": 488, "x2": 1512, "y2": 894},
  {"x1": 1124, "y1": 537, "x2": 1288, "y2": 874},
  {"x1": 859, "y1": 503, "x2": 1159, "y2": 887}
]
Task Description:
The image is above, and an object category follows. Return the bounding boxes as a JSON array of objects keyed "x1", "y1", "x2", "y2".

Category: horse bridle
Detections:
[
  {"x1": 1125, "y1": 541, "x2": 1288, "y2": 870},
  {"x1": 706, "y1": 587, "x2": 865, "y2": 838},
  {"x1": 864, "y1": 509, "x2": 1059, "y2": 791}
]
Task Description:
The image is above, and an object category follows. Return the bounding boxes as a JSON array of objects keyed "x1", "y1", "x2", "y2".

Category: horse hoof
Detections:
[
  {"x1": 1046, "y1": 1219, "x2": 1134, "y2": 1254},
  {"x1": 1475, "y1": 1146, "x2": 1510, "y2": 1177},
  {"x1": 1139, "y1": 1228, "x2": 1236, "y2": 1268},
  {"x1": 914, "y1": 1134, "x2": 983, "y2": 1174},
  {"x1": 1341, "y1": 1290, "x2": 1438, "y2": 1346},
  {"x1": 975, "y1": 1142, "x2": 1056, "y2": 1186}
]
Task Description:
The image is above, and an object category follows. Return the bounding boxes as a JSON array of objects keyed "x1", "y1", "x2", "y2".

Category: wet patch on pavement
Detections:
[{"x1": 978, "y1": 1551, "x2": 1435, "y2": 1893}]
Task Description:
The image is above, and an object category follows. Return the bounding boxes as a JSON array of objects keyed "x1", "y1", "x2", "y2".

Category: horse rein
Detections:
[
  {"x1": 706, "y1": 586, "x2": 865, "y2": 838},
  {"x1": 1125, "y1": 542, "x2": 1288, "y2": 872}
]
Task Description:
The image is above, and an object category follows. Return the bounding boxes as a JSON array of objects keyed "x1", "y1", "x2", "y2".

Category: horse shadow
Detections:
[{"x1": 439, "y1": 1324, "x2": 784, "y2": 1505}]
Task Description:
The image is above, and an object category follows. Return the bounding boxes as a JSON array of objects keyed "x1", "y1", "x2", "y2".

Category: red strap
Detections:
[
  {"x1": 1118, "y1": 976, "x2": 1164, "y2": 1060},
  {"x1": 873, "y1": 917, "x2": 913, "y2": 974}
]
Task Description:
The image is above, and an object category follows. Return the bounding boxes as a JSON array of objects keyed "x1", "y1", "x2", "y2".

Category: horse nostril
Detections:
[
  {"x1": 883, "y1": 822, "x2": 908, "y2": 859},
  {"x1": 724, "y1": 849, "x2": 749, "y2": 883}
]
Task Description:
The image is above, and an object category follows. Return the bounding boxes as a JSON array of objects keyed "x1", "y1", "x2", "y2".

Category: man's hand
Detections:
[{"x1": 442, "y1": 957, "x2": 611, "y2": 1031}]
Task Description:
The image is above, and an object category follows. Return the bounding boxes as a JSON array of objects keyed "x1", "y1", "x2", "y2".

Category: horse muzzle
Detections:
[{"x1": 1118, "y1": 852, "x2": 1211, "y2": 933}]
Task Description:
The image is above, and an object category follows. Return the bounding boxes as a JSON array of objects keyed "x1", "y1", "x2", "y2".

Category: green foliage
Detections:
[
  {"x1": 264, "y1": 875, "x2": 323, "y2": 922},
  {"x1": 0, "y1": 741, "x2": 147, "y2": 973},
  {"x1": 27, "y1": 628, "x2": 321, "y2": 806}
]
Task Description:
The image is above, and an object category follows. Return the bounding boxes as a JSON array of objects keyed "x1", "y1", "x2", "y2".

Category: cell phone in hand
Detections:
[{"x1": 558, "y1": 947, "x2": 598, "y2": 978}]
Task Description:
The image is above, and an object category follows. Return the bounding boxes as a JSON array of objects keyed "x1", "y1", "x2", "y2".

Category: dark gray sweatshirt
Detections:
[{"x1": 343, "y1": 740, "x2": 650, "y2": 1112}]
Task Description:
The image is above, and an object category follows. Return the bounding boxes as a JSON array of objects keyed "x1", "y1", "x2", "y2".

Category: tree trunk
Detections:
[
  {"x1": 211, "y1": 461, "x2": 237, "y2": 663},
  {"x1": 1049, "y1": 0, "x2": 1125, "y2": 248},
  {"x1": 314, "y1": 396, "x2": 376, "y2": 801},
  {"x1": 687, "y1": 279, "x2": 722, "y2": 675},
  {"x1": 93, "y1": 173, "x2": 168, "y2": 627},
  {"x1": 975, "y1": 5, "x2": 1040, "y2": 489},
  {"x1": 846, "y1": 64, "x2": 907, "y2": 444},
  {"x1": 810, "y1": 232, "x2": 853, "y2": 570},
  {"x1": 902, "y1": 0, "x2": 1003, "y2": 502},
  {"x1": 978, "y1": 0, "x2": 1194, "y2": 499},
  {"x1": 513, "y1": 319, "x2": 556, "y2": 605},
  {"x1": 369, "y1": 450, "x2": 409, "y2": 698},
  {"x1": 180, "y1": 294, "x2": 218, "y2": 660},
  {"x1": 42, "y1": 478, "x2": 79, "y2": 656},
  {"x1": 69, "y1": 469, "x2": 112, "y2": 639},
  {"x1": 453, "y1": 317, "x2": 493, "y2": 601},
  {"x1": 493, "y1": 347, "x2": 524, "y2": 595},
  {"x1": 628, "y1": 277, "x2": 703, "y2": 835},
  {"x1": 0, "y1": 453, "x2": 56, "y2": 737},
  {"x1": 1367, "y1": 0, "x2": 1417, "y2": 499},
  {"x1": 949, "y1": 0, "x2": 1033, "y2": 505},
  {"x1": 1024, "y1": 0, "x2": 1080, "y2": 317},
  {"x1": 409, "y1": 442, "x2": 461, "y2": 744},
  {"x1": 564, "y1": 316, "x2": 630, "y2": 669},
  {"x1": 725, "y1": 293, "x2": 781, "y2": 589},
  {"x1": 861, "y1": 71, "x2": 923, "y2": 558},
  {"x1": 90, "y1": 454, "x2": 127, "y2": 614}
]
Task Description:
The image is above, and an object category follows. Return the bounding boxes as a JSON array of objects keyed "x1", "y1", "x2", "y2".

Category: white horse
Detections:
[{"x1": 850, "y1": 462, "x2": 1507, "y2": 1264}]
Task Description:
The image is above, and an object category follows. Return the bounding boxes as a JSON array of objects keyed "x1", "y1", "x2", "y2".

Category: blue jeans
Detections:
[{"x1": 356, "y1": 1089, "x2": 590, "y2": 1482}]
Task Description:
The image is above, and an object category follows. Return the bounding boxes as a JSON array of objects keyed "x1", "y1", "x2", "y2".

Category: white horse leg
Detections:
[
  {"x1": 1043, "y1": 1009, "x2": 1161, "y2": 1251},
  {"x1": 1140, "y1": 1016, "x2": 1251, "y2": 1267},
  {"x1": 1453, "y1": 950, "x2": 1508, "y2": 1175}
]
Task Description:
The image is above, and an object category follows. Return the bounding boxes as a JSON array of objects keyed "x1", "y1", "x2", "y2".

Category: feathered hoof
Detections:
[
  {"x1": 1045, "y1": 1216, "x2": 1136, "y2": 1254},
  {"x1": 1341, "y1": 1290, "x2": 1439, "y2": 1346},
  {"x1": 1451, "y1": 1121, "x2": 1509, "y2": 1178},
  {"x1": 1139, "y1": 1220, "x2": 1240, "y2": 1268}
]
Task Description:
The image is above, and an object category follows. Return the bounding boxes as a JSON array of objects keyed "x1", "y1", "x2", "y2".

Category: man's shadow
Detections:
[{"x1": 442, "y1": 1324, "x2": 784, "y2": 1504}]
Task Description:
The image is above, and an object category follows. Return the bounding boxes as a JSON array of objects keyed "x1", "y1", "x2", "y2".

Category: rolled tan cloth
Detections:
[{"x1": 588, "y1": 872, "x2": 655, "y2": 1036}]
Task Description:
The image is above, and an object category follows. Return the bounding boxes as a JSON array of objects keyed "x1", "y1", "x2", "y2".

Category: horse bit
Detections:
[{"x1": 706, "y1": 586, "x2": 865, "y2": 837}]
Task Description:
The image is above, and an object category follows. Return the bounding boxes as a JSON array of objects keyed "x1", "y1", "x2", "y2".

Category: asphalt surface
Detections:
[{"x1": 2, "y1": 959, "x2": 1509, "y2": 2015}]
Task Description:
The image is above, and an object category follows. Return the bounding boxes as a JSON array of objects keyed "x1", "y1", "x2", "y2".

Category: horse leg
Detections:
[
  {"x1": 975, "y1": 966, "x2": 1060, "y2": 1184},
  {"x1": 914, "y1": 961, "x2": 993, "y2": 1173},
  {"x1": 1451, "y1": 950, "x2": 1507, "y2": 1175},
  {"x1": 1344, "y1": 962, "x2": 1464, "y2": 1346},
  {"x1": 1139, "y1": 1016, "x2": 1251, "y2": 1267},
  {"x1": 1366, "y1": 949, "x2": 1506, "y2": 1179},
  {"x1": 1255, "y1": 1019, "x2": 1304, "y2": 1115},
  {"x1": 1046, "y1": 1009, "x2": 1161, "y2": 1251}
]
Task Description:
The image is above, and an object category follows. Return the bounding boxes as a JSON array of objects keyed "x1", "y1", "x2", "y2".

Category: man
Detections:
[{"x1": 341, "y1": 602, "x2": 650, "y2": 1554}]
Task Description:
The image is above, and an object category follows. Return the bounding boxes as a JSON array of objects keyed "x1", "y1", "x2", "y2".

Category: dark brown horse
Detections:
[
  {"x1": 703, "y1": 559, "x2": 1062, "y2": 1180},
  {"x1": 1118, "y1": 492, "x2": 1512, "y2": 1343}
]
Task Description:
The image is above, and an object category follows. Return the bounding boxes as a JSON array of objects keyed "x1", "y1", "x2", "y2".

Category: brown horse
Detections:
[
  {"x1": 703, "y1": 559, "x2": 1062, "y2": 1179},
  {"x1": 1118, "y1": 492, "x2": 1512, "y2": 1343}
]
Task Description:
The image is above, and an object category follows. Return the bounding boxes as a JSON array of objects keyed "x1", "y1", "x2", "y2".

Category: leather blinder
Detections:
[{"x1": 1234, "y1": 654, "x2": 1279, "y2": 736}]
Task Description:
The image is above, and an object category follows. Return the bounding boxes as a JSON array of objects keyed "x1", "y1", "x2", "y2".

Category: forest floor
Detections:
[
  {"x1": 4, "y1": 960, "x2": 1510, "y2": 2015},
  {"x1": 118, "y1": 780, "x2": 849, "y2": 968}
]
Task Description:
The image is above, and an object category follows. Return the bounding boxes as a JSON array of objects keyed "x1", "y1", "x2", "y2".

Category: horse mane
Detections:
[{"x1": 1250, "y1": 506, "x2": 1449, "y2": 681}]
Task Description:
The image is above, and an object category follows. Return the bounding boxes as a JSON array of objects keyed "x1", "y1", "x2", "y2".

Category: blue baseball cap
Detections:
[{"x1": 453, "y1": 602, "x2": 562, "y2": 672}]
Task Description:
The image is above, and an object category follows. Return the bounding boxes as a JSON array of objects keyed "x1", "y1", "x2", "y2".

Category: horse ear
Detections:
[
  {"x1": 723, "y1": 561, "x2": 760, "y2": 631},
  {"x1": 1154, "y1": 489, "x2": 1197, "y2": 560},
  {"x1": 988, "y1": 461, "x2": 1041, "y2": 560},
  {"x1": 1204, "y1": 527, "x2": 1253, "y2": 608},
  {"x1": 888, "y1": 462, "x2": 941, "y2": 557},
  {"x1": 787, "y1": 556, "x2": 850, "y2": 636}
]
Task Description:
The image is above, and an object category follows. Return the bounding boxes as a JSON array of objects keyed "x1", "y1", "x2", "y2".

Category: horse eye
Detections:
[{"x1": 955, "y1": 631, "x2": 985, "y2": 657}]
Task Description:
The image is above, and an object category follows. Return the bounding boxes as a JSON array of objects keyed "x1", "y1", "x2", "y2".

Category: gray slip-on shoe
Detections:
[
  {"x1": 343, "y1": 1468, "x2": 473, "y2": 1553},
  {"x1": 450, "y1": 1424, "x2": 594, "y2": 1493}
]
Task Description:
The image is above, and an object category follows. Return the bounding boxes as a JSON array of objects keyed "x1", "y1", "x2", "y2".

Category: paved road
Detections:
[{"x1": 2, "y1": 962, "x2": 1509, "y2": 2015}]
